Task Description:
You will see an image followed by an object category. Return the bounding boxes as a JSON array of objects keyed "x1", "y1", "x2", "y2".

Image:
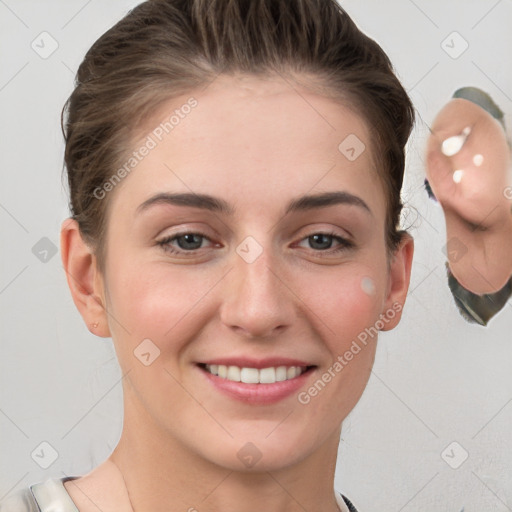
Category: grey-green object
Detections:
[
  {"x1": 446, "y1": 262, "x2": 512, "y2": 326},
  {"x1": 452, "y1": 86, "x2": 506, "y2": 130}
]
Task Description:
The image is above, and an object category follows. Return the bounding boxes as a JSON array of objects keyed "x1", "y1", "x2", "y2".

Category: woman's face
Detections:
[{"x1": 93, "y1": 74, "x2": 408, "y2": 471}]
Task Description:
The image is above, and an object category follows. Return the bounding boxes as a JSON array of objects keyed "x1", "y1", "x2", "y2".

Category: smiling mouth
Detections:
[{"x1": 198, "y1": 363, "x2": 316, "y2": 384}]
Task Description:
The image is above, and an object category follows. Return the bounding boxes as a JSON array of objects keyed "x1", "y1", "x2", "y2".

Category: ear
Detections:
[
  {"x1": 60, "y1": 218, "x2": 111, "y2": 338},
  {"x1": 380, "y1": 232, "x2": 414, "y2": 331}
]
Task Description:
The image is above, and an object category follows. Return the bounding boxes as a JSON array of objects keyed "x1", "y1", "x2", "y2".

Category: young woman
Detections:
[{"x1": 0, "y1": 0, "x2": 415, "y2": 510}]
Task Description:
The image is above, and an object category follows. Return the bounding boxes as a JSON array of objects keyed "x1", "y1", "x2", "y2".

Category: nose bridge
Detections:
[
  {"x1": 220, "y1": 237, "x2": 294, "y2": 337},
  {"x1": 238, "y1": 245, "x2": 278, "y2": 295}
]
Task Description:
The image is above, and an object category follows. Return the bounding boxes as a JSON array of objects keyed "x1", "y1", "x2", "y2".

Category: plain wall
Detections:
[{"x1": 0, "y1": 1, "x2": 511, "y2": 511}]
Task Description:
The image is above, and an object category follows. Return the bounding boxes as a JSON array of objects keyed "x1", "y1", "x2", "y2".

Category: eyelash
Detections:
[{"x1": 156, "y1": 231, "x2": 355, "y2": 257}]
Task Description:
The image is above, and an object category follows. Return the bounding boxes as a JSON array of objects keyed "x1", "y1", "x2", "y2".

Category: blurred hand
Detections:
[
  {"x1": 426, "y1": 98, "x2": 511, "y2": 229},
  {"x1": 426, "y1": 97, "x2": 512, "y2": 294}
]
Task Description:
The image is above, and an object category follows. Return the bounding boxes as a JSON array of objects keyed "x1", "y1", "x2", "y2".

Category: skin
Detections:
[
  {"x1": 426, "y1": 98, "x2": 512, "y2": 294},
  {"x1": 60, "y1": 74, "x2": 414, "y2": 512}
]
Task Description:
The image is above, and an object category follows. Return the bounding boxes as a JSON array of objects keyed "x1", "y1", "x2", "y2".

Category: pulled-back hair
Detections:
[{"x1": 62, "y1": 0, "x2": 415, "y2": 271}]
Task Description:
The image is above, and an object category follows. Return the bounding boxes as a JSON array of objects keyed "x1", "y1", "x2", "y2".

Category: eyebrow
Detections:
[{"x1": 136, "y1": 191, "x2": 372, "y2": 217}]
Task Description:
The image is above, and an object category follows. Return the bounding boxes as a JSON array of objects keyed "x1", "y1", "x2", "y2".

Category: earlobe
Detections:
[
  {"x1": 381, "y1": 232, "x2": 414, "y2": 331},
  {"x1": 60, "y1": 218, "x2": 111, "y2": 338}
]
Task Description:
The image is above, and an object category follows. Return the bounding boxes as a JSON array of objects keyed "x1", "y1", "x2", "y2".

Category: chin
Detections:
[{"x1": 194, "y1": 426, "x2": 324, "y2": 474}]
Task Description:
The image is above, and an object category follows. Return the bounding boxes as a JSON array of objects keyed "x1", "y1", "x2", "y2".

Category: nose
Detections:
[{"x1": 219, "y1": 244, "x2": 296, "y2": 339}]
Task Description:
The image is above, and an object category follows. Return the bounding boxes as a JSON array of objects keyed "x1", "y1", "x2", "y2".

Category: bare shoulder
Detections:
[{"x1": 64, "y1": 459, "x2": 133, "y2": 512}]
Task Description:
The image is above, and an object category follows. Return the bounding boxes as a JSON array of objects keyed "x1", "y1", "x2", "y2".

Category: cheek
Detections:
[
  {"x1": 296, "y1": 268, "x2": 387, "y2": 419},
  {"x1": 104, "y1": 255, "x2": 225, "y2": 360},
  {"x1": 301, "y1": 264, "x2": 386, "y2": 341},
  {"x1": 107, "y1": 268, "x2": 196, "y2": 334},
  {"x1": 105, "y1": 238, "x2": 388, "y2": 357}
]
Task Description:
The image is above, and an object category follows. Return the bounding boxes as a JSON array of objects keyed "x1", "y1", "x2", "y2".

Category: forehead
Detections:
[{"x1": 110, "y1": 74, "x2": 386, "y2": 220}]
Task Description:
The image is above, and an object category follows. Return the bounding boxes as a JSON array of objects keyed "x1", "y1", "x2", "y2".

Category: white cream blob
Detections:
[
  {"x1": 453, "y1": 169, "x2": 464, "y2": 183},
  {"x1": 473, "y1": 154, "x2": 484, "y2": 167},
  {"x1": 361, "y1": 276, "x2": 376, "y2": 296},
  {"x1": 441, "y1": 126, "x2": 471, "y2": 157}
]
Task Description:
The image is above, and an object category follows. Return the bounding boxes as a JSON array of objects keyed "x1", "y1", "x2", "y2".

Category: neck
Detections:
[{"x1": 109, "y1": 386, "x2": 342, "y2": 512}]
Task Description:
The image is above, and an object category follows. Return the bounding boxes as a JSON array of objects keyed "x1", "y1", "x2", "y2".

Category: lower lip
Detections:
[{"x1": 197, "y1": 365, "x2": 315, "y2": 405}]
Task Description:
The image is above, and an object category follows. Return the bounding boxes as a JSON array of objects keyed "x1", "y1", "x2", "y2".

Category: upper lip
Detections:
[{"x1": 198, "y1": 357, "x2": 315, "y2": 369}]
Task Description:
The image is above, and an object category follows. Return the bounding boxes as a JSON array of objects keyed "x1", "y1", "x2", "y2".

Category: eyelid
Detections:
[
  {"x1": 156, "y1": 223, "x2": 217, "y2": 242},
  {"x1": 293, "y1": 231, "x2": 355, "y2": 253},
  {"x1": 156, "y1": 229, "x2": 355, "y2": 258},
  {"x1": 292, "y1": 223, "x2": 354, "y2": 242},
  {"x1": 156, "y1": 231, "x2": 216, "y2": 251}
]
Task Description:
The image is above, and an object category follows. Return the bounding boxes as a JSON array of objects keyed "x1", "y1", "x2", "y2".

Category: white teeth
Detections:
[
  {"x1": 241, "y1": 367, "x2": 260, "y2": 384},
  {"x1": 204, "y1": 364, "x2": 308, "y2": 384},
  {"x1": 259, "y1": 367, "x2": 276, "y2": 384},
  {"x1": 227, "y1": 365, "x2": 241, "y2": 382},
  {"x1": 275, "y1": 366, "x2": 288, "y2": 381}
]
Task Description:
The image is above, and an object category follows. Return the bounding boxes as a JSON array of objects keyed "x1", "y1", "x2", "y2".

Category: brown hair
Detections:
[{"x1": 62, "y1": 0, "x2": 415, "y2": 272}]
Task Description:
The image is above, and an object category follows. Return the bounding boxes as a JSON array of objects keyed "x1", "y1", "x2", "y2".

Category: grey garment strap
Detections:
[
  {"x1": 30, "y1": 477, "x2": 80, "y2": 512},
  {"x1": 0, "y1": 487, "x2": 40, "y2": 512}
]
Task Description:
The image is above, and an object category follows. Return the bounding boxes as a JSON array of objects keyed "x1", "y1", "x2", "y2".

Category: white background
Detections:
[{"x1": 0, "y1": 1, "x2": 511, "y2": 511}]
